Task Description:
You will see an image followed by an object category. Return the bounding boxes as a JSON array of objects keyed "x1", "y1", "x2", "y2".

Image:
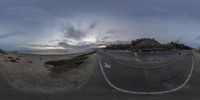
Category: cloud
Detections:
[
  {"x1": 63, "y1": 24, "x2": 85, "y2": 39},
  {"x1": 89, "y1": 21, "x2": 98, "y2": 29},
  {"x1": 196, "y1": 35, "x2": 200, "y2": 40},
  {"x1": 97, "y1": 36, "x2": 110, "y2": 41},
  {"x1": 0, "y1": 31, "x2": 27, "y2": 39},
  {"x1": 22, "y1": 44, "x2": 64, "y2": 50},
  {"x1": 101, "y1": 36, "x2": 110, "y2": 40},
  {"x1": 26, "y1": 44, "x2": 59, "y2": 48},
  {"x1": 58, "y1": 21, "x2": 101, "y2": 48},
  {"x1": 58, "y1": 20, "x2": 127, "y2": 49},
  {"x1": 62, "y1": 21, "x2": 98, "y2": 39},
  {"x1": 58, "y1": 42, "x2": 72, "y2": 48},
  {"x1": 3, "y1": 6, "x2": 52, "y2": 21},
  {"x1": 106, "y1": 29, "x2": 126, "y2": 34},
  {"x1": 58, "y1": 41, "x2": 95, "y2": 49}
]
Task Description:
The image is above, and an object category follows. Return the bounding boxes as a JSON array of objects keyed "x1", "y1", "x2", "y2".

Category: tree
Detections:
[{"x1": 105, "y1": 38, "x2": 193, "y2": 51}]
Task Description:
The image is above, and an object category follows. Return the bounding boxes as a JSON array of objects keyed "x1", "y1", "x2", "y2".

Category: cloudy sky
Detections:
[{"x1": 0, "y1": 0, "x2": 200, "y2": 50}]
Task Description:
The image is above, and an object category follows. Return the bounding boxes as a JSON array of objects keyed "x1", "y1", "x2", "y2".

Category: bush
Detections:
[
  {"x1": 16, "y1": 58, "x2": 20, "y2": 60},
  {"x1": 28, "y1": 61, "x2": 33, "y2": 63},
  {"x1": 10, "y1": 59, "x2": 17, "y2": 63}
]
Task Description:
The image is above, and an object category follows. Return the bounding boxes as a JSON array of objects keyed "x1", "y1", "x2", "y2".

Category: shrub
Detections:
[
  {"x1": 10, "y1": 59, "x2": 17, "y2": 63},
  {"x1": 45, "y1": 52, "x2": 95, "y2": 74}
]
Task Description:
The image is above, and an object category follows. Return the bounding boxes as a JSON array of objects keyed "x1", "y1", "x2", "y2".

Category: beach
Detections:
[{"x1": 0, "y1": 51, "x2": 95, "y2": 93}]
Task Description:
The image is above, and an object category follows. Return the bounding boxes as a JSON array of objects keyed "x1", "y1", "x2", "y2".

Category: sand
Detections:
[{"x1": 0, "y1": 52, "x2": 95, "y2": 93}]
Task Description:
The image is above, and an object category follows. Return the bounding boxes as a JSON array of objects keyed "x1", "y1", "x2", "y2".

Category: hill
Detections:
[
  {"x1": 130, "y1": 38, "x2": 162, "y2": 49},
  {"x1": 105, "y1": 38, "x2": 193, "y2": 51}
]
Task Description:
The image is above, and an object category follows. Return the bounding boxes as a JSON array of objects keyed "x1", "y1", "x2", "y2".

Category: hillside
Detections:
[
  {"x1": 105, "y1": 38, "x2": 193, "y2": 51},
  {"x1": 130, "y1": 38, "x2": 162, "y2": 49}
]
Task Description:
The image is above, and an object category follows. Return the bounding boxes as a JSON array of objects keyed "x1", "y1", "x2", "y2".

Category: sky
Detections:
[{"x1": 0, "y1": 0, "x2": 200, "y2": 50}]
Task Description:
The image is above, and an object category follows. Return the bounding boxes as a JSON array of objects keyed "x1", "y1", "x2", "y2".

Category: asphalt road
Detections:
[
  {"x1": 97, "y1": 50, "x2": 194, "y2": 94},
  {"x1": 0, "y1": 50, "x2": 200, "y2": 100}
]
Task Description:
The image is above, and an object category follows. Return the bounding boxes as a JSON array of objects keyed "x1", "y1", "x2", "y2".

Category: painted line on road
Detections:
[
  {"x1": 97, "y1": 54, "x2": 195, "y2": 94},
  {"x1": 104, "y1": 62, "x2": 111, "y2": 69},
  {"x1": 111, "y1": 55, "x2": 181, "y2": 70},
  {"x1": 101, "y1": 51, "x2": 180, "y2": 70}
]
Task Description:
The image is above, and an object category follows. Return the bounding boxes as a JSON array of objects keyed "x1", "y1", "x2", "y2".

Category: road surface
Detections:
[{"x1": 0, "y1": 50, "x2": 200, "y2": 100}]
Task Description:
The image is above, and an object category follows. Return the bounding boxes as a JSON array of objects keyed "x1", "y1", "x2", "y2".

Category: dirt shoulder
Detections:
[{"x1": 0, "y1": 52, "x2": 95, "y2": 93}]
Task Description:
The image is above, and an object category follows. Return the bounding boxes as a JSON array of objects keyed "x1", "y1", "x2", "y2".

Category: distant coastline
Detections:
[{"x1": 14, "y1": 48, "x2": 96, "y2": 55}]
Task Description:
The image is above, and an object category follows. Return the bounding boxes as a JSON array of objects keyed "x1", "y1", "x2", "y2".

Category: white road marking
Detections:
[
  {"x1": 104, "y1": 62, "x2": 111, "y2": 69},
  {"x1": 134, "y1": 52, "x2": 138, "y2": 57},
  {"x1": 97, "y1": 53, "x2": 195, "y2": 94}
]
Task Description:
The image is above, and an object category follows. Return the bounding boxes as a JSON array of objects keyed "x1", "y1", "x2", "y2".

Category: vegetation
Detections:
[
  {"x1": 0, "y1": 49, "x2": 7, "y2": 55},
  {"x1": 104, "y1": 44, "x2": 131, "y2": 50},
  {"x1": 73, "y1": 51, "x2": 97, "y2": 59},
  {"x1": 28, "y1": 61, "x2": 33, "y2": 63},
  {"x1": 45, "y1": 51, "x2": 96, "y2": 74},
  {"x1": 10, "y1": 59, "x2": 17, "y2": 63},
  {"x1": 7, "y1": 56, "x2": 19, "y2": 63},
  {"x1": 105, "y1": 38, "x2": 193, "y2": 51},
  {"x1": 16, "y1": 58, "x2": 20, "y2": 61},
  {"x1": 130, "y1": 38, "x2": 163, "y2": 49},
  {"x1": 165, "y1": 41, "x2": 193, "y2": 50}
]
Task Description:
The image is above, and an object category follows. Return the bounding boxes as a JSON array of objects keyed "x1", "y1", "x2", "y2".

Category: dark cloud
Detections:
[
  {"x1": 89, "y1": 21, "x2": 98, "y2": 29},
  {"x1": 0, "y1": 32, "x2": 27, "y2": 39},
  {"x1": 62, "y1": 21, "x2": 98, "y2": 40},
  {"x1": 58, "y1": 42, "x2": 71, "y2": 48},
  {"x1": 63, "y1": 24, "x2": 85, "y2": 39},
  {"x1": 102, "y1": 36, "x2": 110, "y2": 40},
  {"x1": 97, "y1": 36, "x2": 110, "y2": 41}
]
